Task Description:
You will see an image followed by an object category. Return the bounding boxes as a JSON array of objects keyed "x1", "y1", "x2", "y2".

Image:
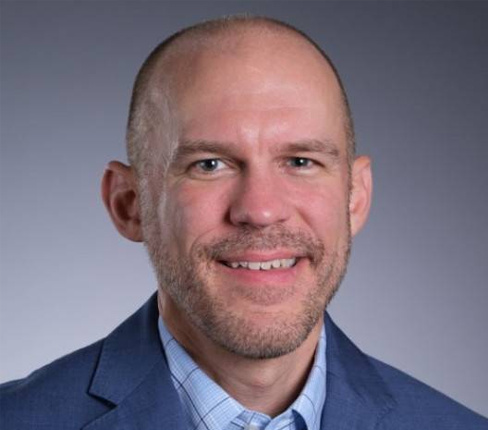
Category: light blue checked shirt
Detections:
[{"x1": 158, "y1": 317, "x2": 327, "y2": 430}]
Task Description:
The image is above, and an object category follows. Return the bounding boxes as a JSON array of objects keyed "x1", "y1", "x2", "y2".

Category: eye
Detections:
[
  {"x1": 193, "y1": 158, "x2": 226, "y2": 172},
  {"x1": 287, "y1": 157, "x2": 315, "y2": 168}
]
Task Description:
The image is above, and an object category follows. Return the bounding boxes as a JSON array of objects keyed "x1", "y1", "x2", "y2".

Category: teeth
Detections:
[
  {"x1": 225, "y1": 258, "x2": 297, "y2": 270},
  {"x1": 248, "y1": 262, "x2": 261, "y2": 270},
  {"x1": 280, "y1": 259, "x2": 292, "y2": 268}
]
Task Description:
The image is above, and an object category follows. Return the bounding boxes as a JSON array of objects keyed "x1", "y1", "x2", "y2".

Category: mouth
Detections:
[
  {"x1": 214, "y1": 253, "x2": 307, "y2": 291},
  {"x1": 220, "y1": 257, "x2": 298, "y2": 271}
]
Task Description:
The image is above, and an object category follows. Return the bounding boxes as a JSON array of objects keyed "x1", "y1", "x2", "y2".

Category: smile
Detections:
[{"x1": 222, "y1": 258, "x2": 297, "y2": 271}]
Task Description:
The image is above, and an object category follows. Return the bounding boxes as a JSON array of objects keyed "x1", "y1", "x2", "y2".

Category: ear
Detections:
[
  {"x1": 101, "y1": 161, "x2": 143, "y2": 242},
  {"x1": 349, "y1": 155, "x2": 373, "y2": 237}
]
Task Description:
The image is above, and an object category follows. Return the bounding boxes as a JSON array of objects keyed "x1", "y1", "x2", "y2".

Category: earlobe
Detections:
[
  {"x1": 101, "y1": 161, "x2": 143, "y2": 242},
  {"x1": 349, "y1": 156, "x2": 373, "y2": 237}
]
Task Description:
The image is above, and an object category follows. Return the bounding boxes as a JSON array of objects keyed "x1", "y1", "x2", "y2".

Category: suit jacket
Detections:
[{"x1": 1, "y1": 293, "x2": 487, "y2": 430}]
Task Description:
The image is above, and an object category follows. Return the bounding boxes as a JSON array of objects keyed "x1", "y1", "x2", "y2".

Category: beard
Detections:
[{"x1": 142, "y1": 208, "x2": 351, "y2": 359}]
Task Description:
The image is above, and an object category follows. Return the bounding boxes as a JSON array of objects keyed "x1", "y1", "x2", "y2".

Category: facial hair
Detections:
[{"x1": 143, "y1": 201, "x2": 351, "y2": 359}]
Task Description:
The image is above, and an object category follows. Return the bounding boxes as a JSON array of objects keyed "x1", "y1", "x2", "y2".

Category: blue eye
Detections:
[
  {"x1": 195, "y1": 159, "x2": 224, "y2": 172},
  {"x1": 288, "y1": 157, "x2": 313, "y2": 168}
]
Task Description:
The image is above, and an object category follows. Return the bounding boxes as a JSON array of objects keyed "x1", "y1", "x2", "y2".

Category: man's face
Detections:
[{"x1": 142, "y1": 34, "x2": 355, "y2": 359}]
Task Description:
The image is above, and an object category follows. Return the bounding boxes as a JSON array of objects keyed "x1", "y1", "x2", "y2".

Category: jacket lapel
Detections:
[
  {"x1": 321, "y1": 314, "x2": 396, "y2": 430},
  {"x1": 82, "y1": 293, "x2": 186, "y2": 430},
  {"x1": 80, "y1": 294, "x2": 396, "y2": 430}
]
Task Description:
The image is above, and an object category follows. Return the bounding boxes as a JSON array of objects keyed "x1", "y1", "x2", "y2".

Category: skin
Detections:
[{"x1": 102, "y1": 30, "x2": 372, "y2": 417}]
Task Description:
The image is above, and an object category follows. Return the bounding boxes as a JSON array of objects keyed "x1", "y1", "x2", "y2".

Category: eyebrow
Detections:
[
  {"x1": 172, "y1": 138, "x2": 341, "y2": 163},
  {"x1": 280, "y1": 139, "x2": 340, "y2": 159},
  {"x1": 172, "y1": 140, "x2": 236, "y2": 161}
]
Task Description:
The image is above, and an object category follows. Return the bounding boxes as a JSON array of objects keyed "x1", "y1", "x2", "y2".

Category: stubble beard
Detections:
[{"x1": 143, "y1": 210, "x2": 351, "y2": 360}]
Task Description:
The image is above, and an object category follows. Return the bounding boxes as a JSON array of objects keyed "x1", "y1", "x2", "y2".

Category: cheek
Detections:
[
  {"x1": 293, "y1": 181, "x2": 350, "y2": 243},
  {"x1": 162, "y1": 183, "x2": 229, "y2": 252}
]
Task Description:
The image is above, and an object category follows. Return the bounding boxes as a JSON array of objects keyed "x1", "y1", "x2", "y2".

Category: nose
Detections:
[{"x1": 228, "y1": 168, "x2": 292, "y2": 228}]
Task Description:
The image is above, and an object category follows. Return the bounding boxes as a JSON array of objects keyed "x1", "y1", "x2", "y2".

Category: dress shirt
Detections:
[{"x1": 158, "y1": 317, "x2": 327, "y2": 430}]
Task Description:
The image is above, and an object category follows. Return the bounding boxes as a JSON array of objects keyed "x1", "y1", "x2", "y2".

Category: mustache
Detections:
[{"x1": 199, "y1": 226, "x2": 326, "y2": 267}]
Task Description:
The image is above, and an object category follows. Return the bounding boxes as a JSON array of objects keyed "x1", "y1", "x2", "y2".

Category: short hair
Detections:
[{"x1": 126, "y1": 15, "x2": 355, "y2": 179}]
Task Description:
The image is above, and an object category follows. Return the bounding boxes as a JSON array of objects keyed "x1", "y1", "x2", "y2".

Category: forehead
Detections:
[{"x1": 154, "y1": 30, "x2": 347, "y2": 153}]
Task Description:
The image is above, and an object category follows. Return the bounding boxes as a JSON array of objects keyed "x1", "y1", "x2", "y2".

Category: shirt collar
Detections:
[{"x1": 158, "y1": 317, "x2": 326, "y2": 430}]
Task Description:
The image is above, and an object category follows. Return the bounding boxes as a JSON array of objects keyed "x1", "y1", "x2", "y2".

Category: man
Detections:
[{"x1": 1, "y1": 15, "x2": 486, "y2": 430}]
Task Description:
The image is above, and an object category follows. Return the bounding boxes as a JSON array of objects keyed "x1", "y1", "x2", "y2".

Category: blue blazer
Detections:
[{"x1": 1, "y1": 293, "x2": 487, "y2": 430}]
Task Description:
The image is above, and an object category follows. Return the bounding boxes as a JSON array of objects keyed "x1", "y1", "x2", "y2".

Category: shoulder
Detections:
[
  {"x1": 0, "y1": 340, "x2": 109, "y2": 430},
  {"x1": 368, "y1": 356, "x2": 488, "y2": 429},
  {"x1": 324, "y1": 314, "x2": 488, "y2": 429}
]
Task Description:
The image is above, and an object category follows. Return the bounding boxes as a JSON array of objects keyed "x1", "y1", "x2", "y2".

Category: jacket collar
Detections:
[
  {"x1": 322, "y1": 314, "x2": 396, "y2": 429},
  {"x1": 82, "y1": 294, "x2": 395, "y2": 430},
  {"x1": 83, "y1": 292, "x2": 186, "y2": 430}
]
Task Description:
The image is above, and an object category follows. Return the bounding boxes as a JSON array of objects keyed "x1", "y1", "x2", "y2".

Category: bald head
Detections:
[{"x1": 126, "y1": 15, "x2": 355, "y2": 178}]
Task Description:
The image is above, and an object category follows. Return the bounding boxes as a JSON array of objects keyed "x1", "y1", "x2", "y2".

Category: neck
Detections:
[{"x1": 159, "y1": 295, "x2": 322, "y2": 417}]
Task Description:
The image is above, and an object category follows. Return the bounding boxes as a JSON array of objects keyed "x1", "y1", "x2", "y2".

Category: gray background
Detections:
[{"x1": 1, "y1": 1, "x2": 487, "y2": 417}]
